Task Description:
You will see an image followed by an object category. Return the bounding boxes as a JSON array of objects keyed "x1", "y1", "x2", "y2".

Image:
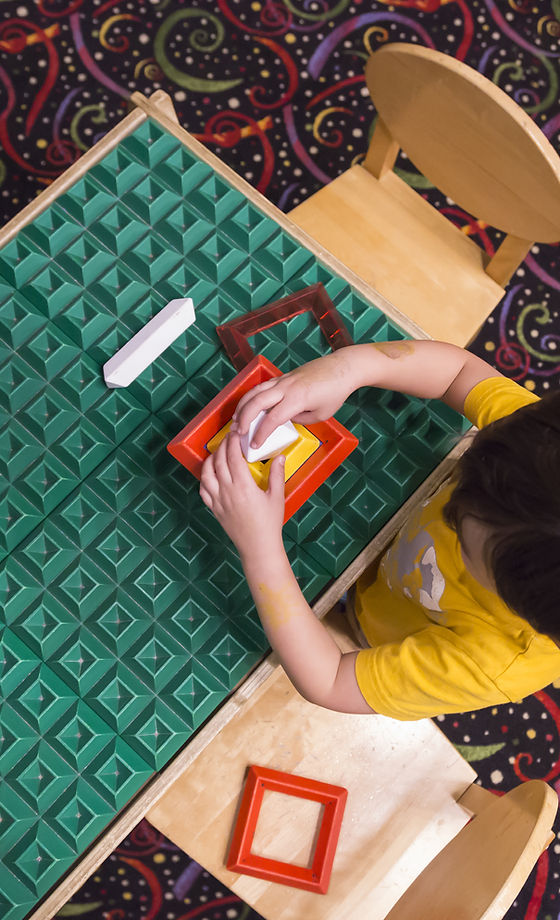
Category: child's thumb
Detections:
[{"x1": 268, "y1": 454, "x2": 286, "y2": 499}]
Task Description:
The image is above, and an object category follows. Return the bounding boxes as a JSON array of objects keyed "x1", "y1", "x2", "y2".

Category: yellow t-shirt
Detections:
[{"x1": 354, "y1": 376, "x2": 560, "y2": 720}]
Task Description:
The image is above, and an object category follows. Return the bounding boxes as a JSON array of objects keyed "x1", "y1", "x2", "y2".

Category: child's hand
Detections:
[
  {"x1": 200, "y1": 431, "x2": 285, "y2": 559},
  {"x1": 232, "y1": 351, "x2": 355, "y2": 449}
]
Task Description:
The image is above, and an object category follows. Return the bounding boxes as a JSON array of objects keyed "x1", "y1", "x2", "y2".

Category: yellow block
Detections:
[{"x1": 206, "y1": 421, "x2": 320, "y2": 490}]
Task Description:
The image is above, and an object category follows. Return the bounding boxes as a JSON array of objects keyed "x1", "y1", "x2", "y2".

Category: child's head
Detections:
[{"x1": 443, "y1": 391, "x2": 560, "y2": 641}]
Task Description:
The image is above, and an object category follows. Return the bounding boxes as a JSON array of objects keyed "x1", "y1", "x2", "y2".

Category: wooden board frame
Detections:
[{"x1": 1, "y1": 90, "x2": 475, "y2": 920}]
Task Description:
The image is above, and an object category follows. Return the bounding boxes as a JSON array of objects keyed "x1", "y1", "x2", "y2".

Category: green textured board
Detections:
[{"x1": 0, "y1": 116, "x2": 468, "y2": 918}]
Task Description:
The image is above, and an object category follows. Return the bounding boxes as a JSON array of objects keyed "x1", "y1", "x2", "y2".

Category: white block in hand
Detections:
[
  {"x1": 103, "y1": 297, "x2": 195, "y2": 388},
  {"x1": 240, "y1": 411, "x2": 299, "y2": 463}
]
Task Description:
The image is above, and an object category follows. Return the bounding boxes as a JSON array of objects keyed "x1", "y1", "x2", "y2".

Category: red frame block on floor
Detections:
[
  {"x1": 167, "y1": 355, "x2": 358, "y2": 524},
  {"x1": 227, "y1": 764, "x2": 347, "y2": 894},
  {"x1": 216, "y1": 283, "x2": 354, "y2": 371}
]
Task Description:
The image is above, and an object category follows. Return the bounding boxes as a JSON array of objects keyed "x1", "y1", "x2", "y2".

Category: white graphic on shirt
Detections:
[{"x1": 384, "y1": 528, "x2": 447, "y2": 623}]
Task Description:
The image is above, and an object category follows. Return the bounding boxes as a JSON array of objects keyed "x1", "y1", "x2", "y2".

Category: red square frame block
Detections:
[
  {"x1": 167, "y1": 355, "x2": 358, "y2": 525},
  {"x1": 226, "y1": 764, "x2": 347, "y2": 894},
  {"x1": 216, "y1": 283, "x2": 354, "y2": 371}
]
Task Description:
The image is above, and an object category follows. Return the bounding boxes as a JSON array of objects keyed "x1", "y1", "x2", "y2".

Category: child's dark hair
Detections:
[{"x1": 443, "y1": 390, "x2": 560, "y2": 640}]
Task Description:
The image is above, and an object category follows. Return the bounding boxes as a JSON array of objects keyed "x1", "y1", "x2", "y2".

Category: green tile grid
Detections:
[{"x1": 0, "y1": 116, "x2": 468, "y2": 918}]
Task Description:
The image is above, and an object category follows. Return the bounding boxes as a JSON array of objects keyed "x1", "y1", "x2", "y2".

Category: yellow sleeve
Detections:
[
  {"x1": 463, "y1": 376, "x2": 539, "y2": 430},
  {"x1": 354, "y1": 627, "x2": 511, "y2": 720}
]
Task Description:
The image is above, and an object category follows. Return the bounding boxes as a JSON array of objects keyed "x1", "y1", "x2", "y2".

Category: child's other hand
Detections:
[
  {"x1": 200, "y1": 431, "x2": 285, "y2": 559},
  {"x1": 232, "y1": 352, "x2": 354, "y2": 449}
]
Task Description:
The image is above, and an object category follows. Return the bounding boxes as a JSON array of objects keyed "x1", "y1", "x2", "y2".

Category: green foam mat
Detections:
[{"x1": 0, "y1": 116, "x2": 468, "y2": 917}]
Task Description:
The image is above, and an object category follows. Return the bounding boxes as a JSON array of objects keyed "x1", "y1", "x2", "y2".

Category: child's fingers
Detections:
[
  {"x1": 199, "y1": 484, "x2": 214, "y2": 509},
  {"x1": 248, "y1": 401, "x2": 295, "y2": 448},
  {"x1": 226, "y1": 430, "x2": 255, "y2": 484},
  {"x1": 267, "y1": 454, "x2": 286, "y2": 503},
  {"x1": 234, "y1": 384, "x2": 286, "y2": 435},
  {"x1": 200, "y1": 453, "x2": 220, "y2": 496},
  {"x1": 213, "y1": 436, "x2": 233, "y2": 486},
  {"x1": 233, "y1": 379, "x2": 278, "y2": 422}
]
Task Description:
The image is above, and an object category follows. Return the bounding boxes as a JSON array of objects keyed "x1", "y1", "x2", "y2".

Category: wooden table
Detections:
[{"x1": 0, "y1": 90, "x2": 479, "y2": 920}]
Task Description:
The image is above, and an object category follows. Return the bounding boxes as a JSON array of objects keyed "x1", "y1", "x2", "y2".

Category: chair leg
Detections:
[
  {"x1": 485, "y1": 233, "x2": 533, "y2": 286},
  {"x1": 363, "y1": 116, "x2": 399, "y2": 179}
]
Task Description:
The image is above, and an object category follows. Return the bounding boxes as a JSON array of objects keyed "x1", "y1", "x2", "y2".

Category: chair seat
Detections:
[{"x1": 289, "y1": 165, "x2": 505, "y2": 346}]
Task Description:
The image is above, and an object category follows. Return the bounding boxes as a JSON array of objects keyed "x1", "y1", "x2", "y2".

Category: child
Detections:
[{"x1": 199, "y1": 340, "x2": 560, "y2": 720}]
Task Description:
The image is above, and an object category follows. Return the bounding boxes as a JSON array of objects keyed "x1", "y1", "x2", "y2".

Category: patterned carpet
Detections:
[{"x1": 1, "y1": 2, "x2": 559, "y2": 919}]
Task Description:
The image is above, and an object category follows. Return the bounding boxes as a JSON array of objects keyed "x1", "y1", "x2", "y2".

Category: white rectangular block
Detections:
[
  {"x1": 103, "y1": 297, "x2": 195, "y2": 388},
  {"x1": 241, "y1": 410, "x2": 299, "y2": 463}
]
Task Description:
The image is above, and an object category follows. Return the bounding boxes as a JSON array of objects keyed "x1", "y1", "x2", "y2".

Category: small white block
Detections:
[
  {"x1": 240, "y1": 411, "x2": 299, "y2": 463},
  {"x1": 103, "y1": 297, "x2": 195, "y2": 388}
]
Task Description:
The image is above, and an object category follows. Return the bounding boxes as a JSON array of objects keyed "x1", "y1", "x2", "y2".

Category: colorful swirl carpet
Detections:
[{"x1": 1, "y1": 2, "x2": 559, "y2": 919}]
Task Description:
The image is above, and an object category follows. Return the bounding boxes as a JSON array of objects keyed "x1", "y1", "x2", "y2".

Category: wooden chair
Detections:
[{"x1": 289, "y1": 43, "x2": 560, "y2": 346}]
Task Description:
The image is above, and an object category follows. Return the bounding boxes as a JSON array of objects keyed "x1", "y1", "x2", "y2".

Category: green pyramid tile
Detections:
[
  {"x1": 18, "y1": 323, "x2": 81, "y2": 380},
  {"x1": 88, "y1": 200, "x2": 150, "y2": 255},
  {"x1": 79, "y1": 736, "x2": 152, "y2": 810},
  {"x1": 120, "y1": 624, "x2": 190, "y2": 693},
  {"x1": 5, "y1": 740, "x2": 76, "y2": 813},
  {"x1": 18, "y1": 201, "x2": 82, "y2": 257},
  {"x1": 7, "y1": 660, "x2": 76, "y2": 736},
  {"x1": 57, "y1": 233, "x2": 116, "y2": 287},
  {"x1": 7, "y1": 818, "x2": 78, "y2": 896},
  {"x1": 119, "y1": 696, "x2": 195, "y2": 770},
  {"x1": 0, "y1": 354, "x2": 44, "y2": 417},
  {"x1": 123, "y1": 174, "x2": 180, "y2": 225},
  {"x1": 57, "y1": 172, "x2": 115, "y2": 225},
  {"x1": 88, "y1": 145, "x2": 148, "y2": 197},
  {"x1": 0, "y1": 702, "x2": 40, "y2": 774},
  {"x1": 44, "y1": 778, "x2": 115, "y2": 851},
  {"x1": 0, "y1": 292, "x2": 46, "y2": 349},
  {"x1": 45, "y1": 631, "x2": 116, "y2": 697},
  {"x1": 152, "y1": 201, "x2": 214, "y2": 254},
  {"x1": 81, "y1": 594, "x2": 154, "y2": 659},
  {"x1": 156, "y1": 583, "x2": 225, "y2": 655},
  {"x1": 152, "y1": 144, "x2": 213, "y2": 198},
  {"x1": 0, "y1": 558, "x2": 44, "y2": 627},
  {"x1": 252, "y1": 228, "x2": 315, "y2": 282},
  {"x1": 0, "y1": 630, "x2": 41, "y2": 700},
  {"x1": 197, "y1": 626, "x2": 263, "y2": 691},
  {"x1": 186, "y1": 231, "x2": 247, "y2": 284},
  {"x1": 184, "y1": 171, "x2": 244, "y2": 224},
  {"x1": 20, "y1": 262, "x2": 84, "y2": 320},
  {"x1": 50, "y1": 555, "x2": 116, "y2": 621},
  {"x1": 10, "y1": 593, "x2": 81, "y2": 661},
  {"x1": 121, "y1": 233, "x2": 183, "y2": 285},
  {"x1": 119, "y1": 118, "x2": 182, "y2": 167},
  {"x1": 158, "y1": 658, "x2": 227, "y2": 728},
  {"x1": 0, "y1": 236, "x2": 50, "y2": 287},
  {"x1": 219, "y1": 199, "x2": 278, "y2": 251},
  {"x1": 83, "y1": 660, "x2": 157, "y2": 736}
]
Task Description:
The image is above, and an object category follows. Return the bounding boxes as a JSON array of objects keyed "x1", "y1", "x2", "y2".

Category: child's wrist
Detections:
[
  {"x1": 239, "y1": 535, "x2": 286, "y2": 571},
  {"x1": 335, "y1": 345, "x2": 370, "y2": 395}
]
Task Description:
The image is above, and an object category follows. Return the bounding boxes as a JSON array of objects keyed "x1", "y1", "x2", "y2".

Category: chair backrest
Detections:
[
  {"x1": 385, "y1": 779, "x2": 558, "y2": 920},
  {"x1": 365, "y1": 43, "x2": 560, "y2": 243}
]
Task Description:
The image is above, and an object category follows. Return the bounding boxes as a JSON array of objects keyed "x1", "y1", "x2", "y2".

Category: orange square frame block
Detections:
[
  {"x1": 167, "y1": 355, "x2": 358, "y2": 524},
  {"x1": 226, "y1": 764, "x2": 348, "y2": 895}
]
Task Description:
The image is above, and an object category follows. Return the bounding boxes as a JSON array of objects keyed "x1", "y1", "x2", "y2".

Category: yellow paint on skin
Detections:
[
  {"x1": 371, "y1": 341, "x2": 415, "y2": 360},
  {"x1": 256, "y1": 582, "x2": 297, "y2": 632}
]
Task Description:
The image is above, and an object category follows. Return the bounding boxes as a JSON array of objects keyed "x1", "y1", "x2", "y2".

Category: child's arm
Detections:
[
  {"x1": 233, "y1": 340, "x2": 501, "y2": 449},
  {"x1": 200, "y1": 432, "x2": 375, "y2": 714}
]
